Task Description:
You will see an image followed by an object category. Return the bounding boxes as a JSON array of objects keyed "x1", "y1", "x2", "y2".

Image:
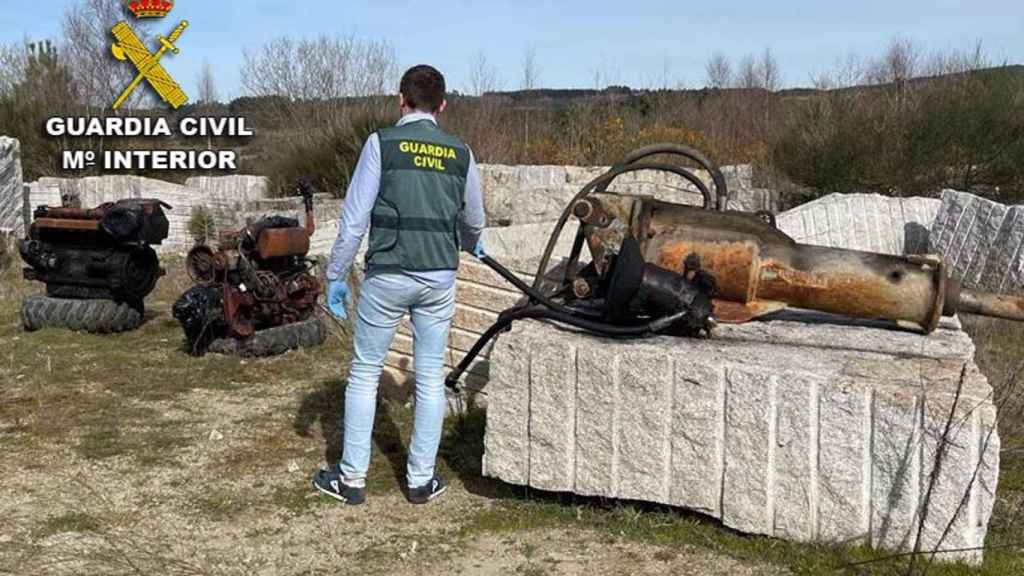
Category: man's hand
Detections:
[
  {"x1": 327, "y1": 280, "x2": 351, "y2": 320},
  {"x1": 472, "y1": 240, "x2": 486, "y2": 260}
]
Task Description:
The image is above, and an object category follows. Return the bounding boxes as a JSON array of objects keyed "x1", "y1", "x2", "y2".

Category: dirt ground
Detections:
[
  {"x1": 0, "y1": 263, "x2": 784, "y2": 576},
  {"x1": 1, "y1": 261, "x2": 1021, "y2": 575}
]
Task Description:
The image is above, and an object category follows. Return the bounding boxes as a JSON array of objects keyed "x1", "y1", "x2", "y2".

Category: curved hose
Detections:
[
  {"x1": 477, "y1": 254, "x2": 582, "y2": 316},
  {"x1": 445, "y1": 305, "x2": 688, "y2": 391},
  {"x1": 531, "y1": 161, "x2": 714, "y2": 293},
  {"x1": 531, "y1": 144, "x2": 730, "y2": 294},
  {"x1": 612, "y1": 143, "x2": 731, "y2": 211}
]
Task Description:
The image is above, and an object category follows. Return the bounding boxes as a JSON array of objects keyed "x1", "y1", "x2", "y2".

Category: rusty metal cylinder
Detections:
[
  {"x1": 652, "y1": 240, "x2": 760, "y2": 303},
  {"x1": 631, "y1": 199, "x2": 949, "y2": 332},
  {"x1": 754, "y1": 248, "x2": 947, "y2": 332},
  {"x1": 957, "y1": 290, "x2": 1024, "y2": 322}
]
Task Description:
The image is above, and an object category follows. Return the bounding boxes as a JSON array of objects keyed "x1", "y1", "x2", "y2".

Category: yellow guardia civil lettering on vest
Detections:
[{"x1": 399, "y1": 140, "x2": 457, "y2": 172}]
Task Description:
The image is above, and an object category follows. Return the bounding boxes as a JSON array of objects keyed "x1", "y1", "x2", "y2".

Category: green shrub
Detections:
[
  {"x1": 0, "y1": 41, "x2": 75, "y2": 180},
  {"x1": 771, "y1": 67, "x2": 1024, "y2": 202},
  {"x1": 188, "y1": 206, "x2": 218, "y2": 245},
  {"x1": 265, "y1": 113, "x2": 395, "y2": 198}
]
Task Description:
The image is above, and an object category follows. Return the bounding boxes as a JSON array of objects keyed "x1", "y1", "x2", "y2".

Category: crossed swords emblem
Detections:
[{"x1": 110, "y1": 20, "x2": 189, "y2": 110}]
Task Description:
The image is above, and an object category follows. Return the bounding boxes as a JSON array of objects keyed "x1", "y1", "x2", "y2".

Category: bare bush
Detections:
[
  {"x1": 760, "y1": 48, "x2": 781, "y2": 92},
  {"x1": 62, "y1": 0, "x2": 148, "y2": 110},
  {"x1": 241, "y1": 36, "x2": 397, "y2": 103},
  {"x1": 196, "y1": 60, "x2": 218, "y2": 105},
  {"x1": 521, "y1": 48, "x2": 542, "y2": 91},
  {"x1": 737, "y1": 55, "x2": 761, "y2": 89},
  {"x1": 239, "y1": 34, "x2": 398, "y2": 194},
  {"x1": 467, "y1": 51, "x2": 502, "y2": 96},
  {"x1": 0, "y1": 40, "x2": 27, "y2": 98},
  {"x1": 705, "y1": 52, "x2": 733, "y2": 89},
  {"x1": 865, "y1": 36, "x2": 921, "y2": 86},
  {"x1": 733, "y1": 48, "x2": 780, "y2": 91}
]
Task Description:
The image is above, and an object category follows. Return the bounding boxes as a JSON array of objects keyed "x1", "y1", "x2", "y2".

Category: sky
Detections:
[{"x1": 1, "y1": 0, "x2": 1022, "y2": 101}]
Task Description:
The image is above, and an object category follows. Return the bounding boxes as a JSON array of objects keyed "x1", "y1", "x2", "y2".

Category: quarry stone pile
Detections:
[
  {"x1": 479, "y1": 164, "x2": 776, "y2": 227},
  {"x1": 11, "y1": 163, "x2": 774, "y2": 250},
  {"x1": 930, "y1": 189, "x2": 1024, "y2": 293},
  {"x1": 776, "y1": 193, "x2": 941, "y2": 255},
  {"x1": 0, "y1": 137, "x2": 24, "y2": 236},
  {"x1": 184, "y1": 175, "x2": 270, "y2": 206},
  {"x1": 483, "y1": 316, "x2": 999, "y2": 564}
]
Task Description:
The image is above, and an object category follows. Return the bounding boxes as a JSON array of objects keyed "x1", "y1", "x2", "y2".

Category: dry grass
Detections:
[{"x1": 0, "y1": 260, "x2": 1021, "y2": 575}]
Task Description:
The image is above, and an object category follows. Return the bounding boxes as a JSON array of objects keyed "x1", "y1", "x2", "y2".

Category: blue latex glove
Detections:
[
  {"x1": 327, "y1": 280, "x2": 351, "y2": 320},
  {"x1": 472, "y1": 240, "x2": 486, "y2": 260}
]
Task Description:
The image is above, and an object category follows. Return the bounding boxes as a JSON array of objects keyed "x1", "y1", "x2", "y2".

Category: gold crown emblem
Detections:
[{"x1": 126, "y1": 0, "x2": 173, "y2": 18}]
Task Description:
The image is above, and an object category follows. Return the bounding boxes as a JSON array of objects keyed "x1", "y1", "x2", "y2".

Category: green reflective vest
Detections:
[{"x1": 368, "y1": 120, "x2": 471, "y2": 271}]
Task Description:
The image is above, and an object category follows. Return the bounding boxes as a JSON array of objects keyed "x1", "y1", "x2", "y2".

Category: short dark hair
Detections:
[{"x1": 400, "y1": 65, "x2": 446, "y2": 112}]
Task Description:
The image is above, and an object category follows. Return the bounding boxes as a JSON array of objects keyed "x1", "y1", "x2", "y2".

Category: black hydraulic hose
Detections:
[
  {"x1": 614, "y1": 143, "x2": 730, "y2": 210},
  {"x1": 532, "y1": 144, "x2": 732, "y2": 294},
  {"x1": 445, "y1": 305, "x2": 689, "y2": 391},
  {"x1": 477, "y1": 254, "x2": 577, "y2": 315},
  {"x1": 531, "y1": 161, "x2": 714, "y2": 294}
]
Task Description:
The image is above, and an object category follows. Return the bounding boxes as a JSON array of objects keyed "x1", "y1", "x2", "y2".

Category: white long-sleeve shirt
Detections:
[{"x1": 326, "y1": 112, "x2": 486, "y2": 288}]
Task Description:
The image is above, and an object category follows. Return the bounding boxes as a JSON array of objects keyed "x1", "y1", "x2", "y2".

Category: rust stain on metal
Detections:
[
  {"x1": 654, "y1": 240, "x2": 759, "y2": 303},
  {"x1": 256, "y1": 228, "x2": 311, "y2": 260},
  {"x1": 958, "y1": 290, "x2": 1024, "y2": 322},
  {"x1": 712, "y1": 299, "x2": 787, "y2": 324},
  {"x1": 32, "y1": 218, "x2": 102, "y2": 232},
  {"x1": 757, "y1": 259, "x2": 934, "y2": 327}
]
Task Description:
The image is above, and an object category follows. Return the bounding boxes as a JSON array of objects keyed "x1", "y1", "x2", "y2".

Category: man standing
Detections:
[{"x1": 313, "y1": 65, "x2": 486, "y2": 506}]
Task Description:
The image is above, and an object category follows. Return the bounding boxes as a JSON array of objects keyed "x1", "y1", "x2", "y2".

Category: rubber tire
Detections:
[
  {"x1": 21, "y1": 295, "x2": 143, "y2": 334},
  {"x1": 207, "y1": 317, "x2": 328, "y2": 358}
]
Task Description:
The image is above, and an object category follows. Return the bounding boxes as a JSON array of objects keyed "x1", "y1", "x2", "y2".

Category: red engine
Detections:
[{"x1": 173, "y1": 180, "x2": 323, "y2": 354}]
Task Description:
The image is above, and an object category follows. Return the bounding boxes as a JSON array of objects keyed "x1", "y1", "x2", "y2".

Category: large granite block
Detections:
[
  {"x1": 478, "y1": 163, "x2": 775, "y2": 226},
  {"x1": 930, "y1": 190, "x2": 1024, "y2": 293},
  {"x1": 776, "y1": 193, "x2": 941, "y2": 255},
  {"x1": 484, "y1": 315, "x2": 999, "y2": 564},
  {"x1": 0, "y1": 137, "x2": 23, "y2": 236}
]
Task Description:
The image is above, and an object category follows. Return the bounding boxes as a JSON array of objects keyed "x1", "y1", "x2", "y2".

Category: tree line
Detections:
[{"x1": 0, "y1": 0, "x2": 1022, "y2": 206}]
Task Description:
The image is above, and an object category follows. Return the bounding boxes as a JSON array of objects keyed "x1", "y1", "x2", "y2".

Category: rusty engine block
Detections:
[
  {"x1": 172, "y1": 179, "x2": 322, "y2": 354},
  {"x1": 18, "y1": 199, "x2": 171, "y2": 308}
]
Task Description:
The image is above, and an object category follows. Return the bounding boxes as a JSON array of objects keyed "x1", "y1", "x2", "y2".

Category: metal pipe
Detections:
[{"x1": 957, "y1": 290, "x2": 1024, "y2": 322}]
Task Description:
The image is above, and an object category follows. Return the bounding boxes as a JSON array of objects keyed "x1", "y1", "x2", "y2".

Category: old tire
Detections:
[
  {"x1": 207, "y1": 317, "x2": 328, "y2": 358},
  {"x1": 21, "y1": 295, "x2": 143, "y2": 334}
]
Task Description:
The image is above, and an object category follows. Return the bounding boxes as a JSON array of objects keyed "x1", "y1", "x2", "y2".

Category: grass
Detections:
[
  {"x1": 2, "y1": 261, "x2": 1023, "y2": 575},
  {"x1": 32, "y1": 512, "x2": 101, "y2": 539}
]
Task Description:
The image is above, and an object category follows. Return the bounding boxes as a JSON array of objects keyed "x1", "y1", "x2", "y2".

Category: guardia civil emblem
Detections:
[{"x1": 110, "y1": 1, "x2": 188, "y2": 109}]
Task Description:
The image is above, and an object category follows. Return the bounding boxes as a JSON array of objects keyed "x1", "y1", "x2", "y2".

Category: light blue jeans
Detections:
[{"x1": 340, "y1": 271, "x2": 455, "y2": 489}]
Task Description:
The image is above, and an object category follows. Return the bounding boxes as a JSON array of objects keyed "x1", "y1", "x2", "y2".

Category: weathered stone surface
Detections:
[
  {"x1": 481, "y1": 221, "x2": 580, "y2": 261},
  {"x1": 24, "y1": 181, "x2": 62, "y2": 227},
  {"x1": 484, "y1": 315, "x2": 999, "y2": 564},
  {"x1": 478, "y1": 163, "x2": 776, "y2": 226},
  {"x1": 930, "y1": 190, "x2": 1024, "y2": 293},
  {"x1": 0, "y1": 137, "x2": 24, "y2": 236},
  {"x1": 575, "y1": 347, "x2": 620, "y2": 496},
  {"x1": 777, "y1": 193, "x2": 941, "y2": 255},
  {"x1": 670, "y1": 362, "x2": 723, "y2": 516},
  {"x1": 184, "y1": 175, "x2": 269, "y2": 207}
]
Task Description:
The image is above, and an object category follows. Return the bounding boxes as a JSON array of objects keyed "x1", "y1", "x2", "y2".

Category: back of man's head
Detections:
[{"x1": 400, "y1": 65, "x2": 446, "y2": 113}]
